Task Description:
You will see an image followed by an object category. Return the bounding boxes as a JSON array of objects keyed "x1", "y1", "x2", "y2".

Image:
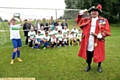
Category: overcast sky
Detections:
[{"x1": 0, "y1": 0, "x2": 65, "y2": 20}]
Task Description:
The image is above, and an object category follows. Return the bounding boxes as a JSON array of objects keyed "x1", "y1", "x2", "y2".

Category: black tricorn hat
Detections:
[{"x1": 88, "y1": 4, "x2": 102, "y2": 13}]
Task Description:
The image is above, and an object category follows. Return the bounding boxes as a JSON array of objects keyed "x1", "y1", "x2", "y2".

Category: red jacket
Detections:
[{"x1": 76, "y1": 15, "x2": 111, "y2": 63}]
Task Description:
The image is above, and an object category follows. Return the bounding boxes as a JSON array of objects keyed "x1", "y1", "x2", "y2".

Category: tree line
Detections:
[{"x1": 64, "y1": 0, "x2": 120, "y2": 23}]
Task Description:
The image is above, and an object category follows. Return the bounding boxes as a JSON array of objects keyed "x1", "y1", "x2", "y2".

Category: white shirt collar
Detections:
[{"x1": 92, "y1": 17, "x2": 98, "y2": 21}]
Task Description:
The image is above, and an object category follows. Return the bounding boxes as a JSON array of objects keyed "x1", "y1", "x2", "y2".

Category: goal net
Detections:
[
  {"x1": 0, "y1": 7, "x2": 80, "y2": 47},
  {"x1": 0, "y1": 21, "x2": 7, "y2": 46}
]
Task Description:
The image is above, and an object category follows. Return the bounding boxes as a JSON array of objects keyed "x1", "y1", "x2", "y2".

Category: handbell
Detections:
[{"x1": 83, "y1": 9, "x2": 88, "y2": 13}]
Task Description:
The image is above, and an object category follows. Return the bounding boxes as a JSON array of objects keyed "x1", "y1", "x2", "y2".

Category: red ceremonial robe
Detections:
[{"x1": 76, "y1": 15, "x2": 111, "y2": 63}]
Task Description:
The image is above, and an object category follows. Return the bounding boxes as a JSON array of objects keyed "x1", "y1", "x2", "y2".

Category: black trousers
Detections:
[
  {"x1": 64, "y1": 41, "x2": 68, "y2": 45},
  {"x1": 25, "y1": 36, "x2": 29, "y2": 45},
  {"x1": 86, "y1": 50, "x2": 101, "y2": 66},
  {"x1": 58, "y1": 41, "x2": 64, "y2": 46},
  {"x1": 51, "y1": 43, "x2": 56, "y2": 48},
  {"x1": 29, "y1": 40, "x2": 33, "y2": 47},
  {"x1": 86, "y1": 50, "x2": 94, "y2": 64}
]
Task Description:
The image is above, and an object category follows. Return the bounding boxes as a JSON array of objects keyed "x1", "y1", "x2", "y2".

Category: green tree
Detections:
[{"x1": 64, "y1": 0, "x2": 120, "y2": 23}]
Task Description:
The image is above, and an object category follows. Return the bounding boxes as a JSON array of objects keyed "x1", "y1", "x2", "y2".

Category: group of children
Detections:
[
  {"x1": 8, "y1": 17, "x2": 82, "y2": 64},
  {"x1": 28, "y1": 25, "x2": 82, "y2": 50}
]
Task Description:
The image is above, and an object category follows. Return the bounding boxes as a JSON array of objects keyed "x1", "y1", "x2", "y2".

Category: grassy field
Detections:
[{"x1": 0, "y1": 20, "x2": 120, "y2": 80}]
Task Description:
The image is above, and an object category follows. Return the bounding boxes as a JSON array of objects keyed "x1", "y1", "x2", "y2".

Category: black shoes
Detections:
[
  {"x1": 84, "y1": 66, "x2": 91, "y2": 72},
  {"x1": 97, "y1": 67, "x2": 102, "y2": 73},
  {"x1": 84, "y1": 66, "x2": 102, "y2": 73}
]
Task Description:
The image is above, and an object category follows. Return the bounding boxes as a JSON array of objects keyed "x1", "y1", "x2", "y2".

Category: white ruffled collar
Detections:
[{"x1": 92, "y1": 17, "x2": 98, "y2": 21}]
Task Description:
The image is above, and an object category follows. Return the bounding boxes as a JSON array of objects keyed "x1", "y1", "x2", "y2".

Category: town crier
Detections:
[{"x1": 76, "y1": 4, "x2": 111, "y2": 73}]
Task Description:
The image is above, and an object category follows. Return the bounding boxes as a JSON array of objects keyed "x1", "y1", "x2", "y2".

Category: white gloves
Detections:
[
  {"x1": 97, "y1": 33, "x2": 103, "y2": 39},
  {"x1": 79, "y1": 10, "x2": 84, "y2": 15},
  {"x1": 79, "y1": 9, "x2": 88, "y2": 15}
]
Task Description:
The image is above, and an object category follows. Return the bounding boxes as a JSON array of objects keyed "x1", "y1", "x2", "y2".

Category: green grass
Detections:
[{"x1": 0, "y1": 21, "x2": 120, "y2": 80}]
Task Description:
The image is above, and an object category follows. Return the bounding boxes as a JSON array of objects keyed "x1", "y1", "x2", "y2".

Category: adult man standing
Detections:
[
  {"x1": 23, "y1": 19, "x2": 31, "y2": 45},
  {"x1": 61, "y1": 19, "x2": 68, "y2": 29},
  {"x1": 40, "y1": 18, "x2": 48, "y2": 31},
  {"x1": 34, "y1": 19, "x2": 41, "y2": 33},
  {"x1": 76, "y1": 4, "x2": 111, "y2": 73}
]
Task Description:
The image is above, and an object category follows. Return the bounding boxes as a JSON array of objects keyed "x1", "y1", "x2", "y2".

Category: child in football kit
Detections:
[
  {"x1": 8, "y1": 16, "x2": 23, "y2": 64},
  {"x1": 71, "y1": 25, "x2": 79, "y2": 36},
  {"x1": 43, "y1": 32, "x2": 50, "y2": 49},
  {"x1": 34, "y1": 31, "x2": 43, "y2": 50},
  {"x1": 69, "y1": 31, "x2": 77, "y2": 46},
  {"x1": 50, "y1": 34, "x2": 57, "y2": 49},
  {"x1": 67, "y1": 31, "x2": 71, "y2": 46},
  {"x1": 63, "y1": 34, "x2": 68, "y2": 46},
  {"x1": 57, "y1": 30, "x2": 64, "y2": 48},
  {"x1": 52, "y1": 26, "x2": 58, "y2": 37},
  {"x1": 77, "y1": 30, "x2": 82, "y2": 45},
  {"x1": 38, "y1": 26, "x2": 45, "y2": 37},
  {"x1": 28, "y1": 27, "x2": 36, "y2": 47}
]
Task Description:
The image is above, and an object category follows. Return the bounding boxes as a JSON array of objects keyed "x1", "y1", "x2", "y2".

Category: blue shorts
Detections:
[{"x1": 12, "y1": 39, "x2": 22, "y2": 48}]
